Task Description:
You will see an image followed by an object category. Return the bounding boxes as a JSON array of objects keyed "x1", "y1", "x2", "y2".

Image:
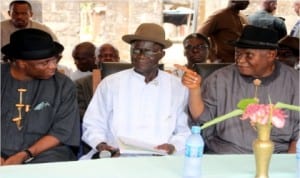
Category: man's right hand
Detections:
[
  {"x1": 174, "y1": 64, "x2": 205, "y2": 119},
  {"x1": 1, "y1": 151, "x2": 28, "y2": 165},
  {"x1": 174, "y1": 64, "x2": 202, "y2": 90},
  {"x1": 96, "y1": 142, "x2": 120, "y2": 157}
]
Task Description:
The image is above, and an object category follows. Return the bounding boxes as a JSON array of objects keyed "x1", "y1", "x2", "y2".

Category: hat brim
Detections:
[
  {"x1": 122, "y1": 34, "x2": 172, "y2": 49},
  {"x1": 228, "y1": 40, "x2": 278, "y2": 49},
  {"x1": 278, "y1": 36, "x2": 299, "y2": 52},
  {"x1": 1, "y1": 42, "x2": 64, "y2": 60}
]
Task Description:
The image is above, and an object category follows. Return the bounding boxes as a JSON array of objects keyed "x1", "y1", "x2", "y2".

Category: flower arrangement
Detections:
[
  {"x1": 241, "y1": 103, "x2": 287, "y2": 128},
  {"x1": 200, "y1": 79, "x2": 300, "y2": 130},
  {"x1": 198, "y1": 78, "x2": 300, "y2": 178}
]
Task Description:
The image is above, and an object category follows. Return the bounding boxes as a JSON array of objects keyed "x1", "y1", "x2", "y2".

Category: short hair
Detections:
[
  {"x1": 9, "y1": 1, "x2": 32, "y2": 11},
  {"x1": 72, "y1": 42, "x2": 96, "y2": 59},
  {"x1": 95, "y1": 43, "x2": 119, "y2": 59},
  {"x1": 183, "y1": 33, "x2": 210, "y2": 48}
]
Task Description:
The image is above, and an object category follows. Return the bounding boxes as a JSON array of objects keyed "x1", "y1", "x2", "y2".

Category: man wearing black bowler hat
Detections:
[
  {"x1": 177, "y1": 25, "x2": 299, "y2": 154},
  {"x1": 1, "y1": 28, "x2": 80, "y2": 165}
]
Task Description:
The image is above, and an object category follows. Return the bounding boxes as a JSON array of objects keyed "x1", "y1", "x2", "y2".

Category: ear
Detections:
[
  {"x1": 17, "y1": 60, "x2": 28, "y2": 69},
  {"x1": 270, "y1": 50, "x2": 277, "y2": 58},
  {"x1": 8, "y1": 10, "x2": 11, "y2": 16},
  {"x1": 267, "y1": 50, "x2": 278, "y2": 62},
  {"x1": 160, "y1": 51, "x2": 165, "y2": 60}
]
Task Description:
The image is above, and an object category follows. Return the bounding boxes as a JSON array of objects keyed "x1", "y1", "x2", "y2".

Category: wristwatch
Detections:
[{"x1": 23, "y1": 149, "x2": 34, "y2": 163}]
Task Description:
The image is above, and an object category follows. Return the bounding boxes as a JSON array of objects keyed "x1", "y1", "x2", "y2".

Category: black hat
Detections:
[
  {"x1": 1, "y1": 28, "x2": 64, "y2": 60},
  {"x1": 230, "y1": 25, "x2": 278, "y2": 49},
  {"x1": 278, "y1": 35, "x2": 299, "y2": 55}
]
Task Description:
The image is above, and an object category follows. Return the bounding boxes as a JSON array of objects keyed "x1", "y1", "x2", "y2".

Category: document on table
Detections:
[{"x1": 118, "y1": 136, "x2": 168, "y2": 156}]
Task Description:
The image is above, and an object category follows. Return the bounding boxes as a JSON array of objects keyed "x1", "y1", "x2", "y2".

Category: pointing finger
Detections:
[{"x1": 174, "y1": 64, "x2": 189, "y2": 72}]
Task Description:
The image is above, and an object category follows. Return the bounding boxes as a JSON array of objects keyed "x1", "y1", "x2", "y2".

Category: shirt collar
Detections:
[
  {"x1": 239, "y1": 61, "x2": 280, "y2": 85},
  {"x1": 131, "y1": 69, "x2": 160, "y2": 86}
]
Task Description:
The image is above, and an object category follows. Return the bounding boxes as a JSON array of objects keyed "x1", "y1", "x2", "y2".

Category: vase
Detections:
[{"x1": 252, "y1": 123, "x2": 274, "y2": 178}]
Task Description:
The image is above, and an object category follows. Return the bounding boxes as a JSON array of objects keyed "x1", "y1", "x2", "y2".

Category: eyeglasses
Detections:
[
  {"x1": 185, "y1": 45, "x2": 208, "y2": 51},
  {"x1": 131, "y1": 49, "x2": 161, "y2": 57}
]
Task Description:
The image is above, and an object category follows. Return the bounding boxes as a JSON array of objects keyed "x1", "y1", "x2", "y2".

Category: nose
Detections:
[
  {"x1": 192, "y1": 47, "x2": 200, "y2": 53},
  {"x1": 135, "y1": 52, "x2": 148, "y2": 59},
  {"x1": 48, "y1": 60, "x2": 58, "y2": 69}
]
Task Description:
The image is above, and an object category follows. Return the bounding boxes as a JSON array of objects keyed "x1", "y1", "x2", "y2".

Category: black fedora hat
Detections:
[
  {"x1": 230, "y1": 25, "x2": 278, "y2": 49},
  {"x1": 278, "y1": 35, "x2": 299, "y2": 55},
  {"x1": 1, "y1": 28, "x2": 64, "y2": 60}
]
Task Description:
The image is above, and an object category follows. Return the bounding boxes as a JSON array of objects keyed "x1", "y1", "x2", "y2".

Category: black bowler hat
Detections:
[
  {"x1": 230, "y1": 25, "x2": 278, "y2": 49},
  {"x1": 278, "y1": 36, "x2": 299, "y2": 56},
  {"x1": 1, "y1": 28, "x2": 64, "y2": 60}
]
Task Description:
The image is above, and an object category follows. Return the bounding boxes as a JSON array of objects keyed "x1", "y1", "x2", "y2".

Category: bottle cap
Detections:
[{"x1": 191, "y1": 126, "x2": 201, "y2": 134}]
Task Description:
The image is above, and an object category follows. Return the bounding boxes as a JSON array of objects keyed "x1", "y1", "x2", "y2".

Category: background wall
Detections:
[{"x1": 1, "y1": 0, "x2": 298, "y2": 70}]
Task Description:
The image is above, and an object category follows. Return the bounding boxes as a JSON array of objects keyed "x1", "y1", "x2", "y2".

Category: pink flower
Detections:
[{"x1": 241, "y1": 104, "x2": 288, "y2": 128}]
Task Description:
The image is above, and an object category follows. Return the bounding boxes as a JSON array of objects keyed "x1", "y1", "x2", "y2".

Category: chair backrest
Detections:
[
  {"x1": 192, "y1": 63, "x2": 231, "y2": 79},
  {"x1": 101, "y1": 62, "x2": 164, "y2": 79},
  {"x1": 101, "y1": 62, "x2": 133, "y2": 79},
  {"x1": 92, "y1": 62, "x2": 164, "y2": 93}
]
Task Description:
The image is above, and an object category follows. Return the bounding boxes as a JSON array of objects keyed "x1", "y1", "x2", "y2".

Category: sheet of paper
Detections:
[{"x1": 118, "y1": 136, "x2": 168, "y2": 155}]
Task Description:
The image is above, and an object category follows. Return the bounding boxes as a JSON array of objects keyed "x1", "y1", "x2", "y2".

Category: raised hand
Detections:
[{"x1": 174, "y1": 64, "x2": 202, "y2": 90}]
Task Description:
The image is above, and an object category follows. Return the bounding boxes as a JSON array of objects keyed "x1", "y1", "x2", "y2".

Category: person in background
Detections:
[
  {"x1": 70, "y1": 42, "x2": 97, "y2": 81},
  {"x1": 248, "y1": 0, "x2": 287, "y2": 39},
  {"x1": 95, "y1": 43, "x2": 120, "y2": 67},
  {"x1": 80, "y1": 23, "x2": 190, "y2": 159},
  {"x1": 1, "y1": 0, "x2": 58, "y2": 49},
  {"x1": 198, "y1": 0, "x2": 249, "y2": 63},
  {"x1": 76, "y1": 43, "x2": 120, "y2": 120},
  {"x1": 183, "y1": 33, "x2": 210, "y2": 66},
  {"x1": 173, "y1": 33, "x2": 210, "y2": 77},
  {"x1": 1, "y1": 28, "x2": 80, "y2": 165},
  {"x1": 0, "y1": 0, "x2": 73, "y2": 74},
  {"x1": 176, "y1": 25, "x2": 299, "y2": 154},
  {"x1": 75, "y1": 43, "x2": 120, "y2": 155},
  {"x1": 290, "y1": 0, "x2": 300, "y2": 38},
  {"x1": 277, "y1": 35, "x2": 299, "y2": 70}
]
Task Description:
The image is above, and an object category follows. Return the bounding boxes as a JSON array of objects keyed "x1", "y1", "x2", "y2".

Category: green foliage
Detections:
[{"x1": 237, "y1": 98, "x2": 258, "y2": 110}]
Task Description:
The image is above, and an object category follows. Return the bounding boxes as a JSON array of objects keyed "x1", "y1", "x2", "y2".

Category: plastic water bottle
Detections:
[
  {"x1": 183, "y1": 126, "x2": 204, "y2": 178},
  {"x1": 297, "y1": 139, "x2": 300, "y2": 178}
]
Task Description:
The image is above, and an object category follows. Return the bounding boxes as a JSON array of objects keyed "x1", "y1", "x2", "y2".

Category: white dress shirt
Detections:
[{"x1": 81, "y1": 69, "x2": 191, "y2": 159}]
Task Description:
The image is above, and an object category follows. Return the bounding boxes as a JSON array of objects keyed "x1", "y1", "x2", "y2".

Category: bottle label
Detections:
[{"x1": 185, "y1": 145, "x2": 203, "y2": 158}]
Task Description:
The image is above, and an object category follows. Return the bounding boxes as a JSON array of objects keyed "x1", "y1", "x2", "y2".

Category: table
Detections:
[{"x1": 0, "y1": 154, "x2": 296, "y2": 178}]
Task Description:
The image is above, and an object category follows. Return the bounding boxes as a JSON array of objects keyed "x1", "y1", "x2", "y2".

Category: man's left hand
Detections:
[{"x1": 156, "y1": 143, "x2": 175, "y2": 155}]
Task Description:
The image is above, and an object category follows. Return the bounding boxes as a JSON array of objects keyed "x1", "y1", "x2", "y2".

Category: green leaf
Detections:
[
  {"x1": 200, "y1": 109, "x2": 244, "y2": 130},
  {"x1": 237, "y1": 98, "x2": 258, "y2": 110},
  {"x1": 275, "y1": 102, "x2": 300, "y2": 112}
]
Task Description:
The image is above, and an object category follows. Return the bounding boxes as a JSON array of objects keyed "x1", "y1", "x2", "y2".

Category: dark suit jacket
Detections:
[{"x1": 75, "y1": 75, "x2": 93, "y2": 120}]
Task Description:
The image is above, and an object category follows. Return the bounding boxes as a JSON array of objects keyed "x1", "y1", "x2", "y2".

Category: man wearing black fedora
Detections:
[
  {"x1": 177, "y1": 25, "x2": 299, "y2": 154},
  {"x1": 1, "y1": 28, "x2": 80, "y2": 165},
  {"x1": 277, "y1": 35, "x2": 299, "y2": 70},
  {"x1": 80, "y1": 23, "x2": 191, "y2": 159}
]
